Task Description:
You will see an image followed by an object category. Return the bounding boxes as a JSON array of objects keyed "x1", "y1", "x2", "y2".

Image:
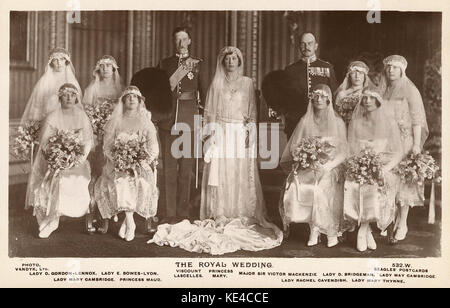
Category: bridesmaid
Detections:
[
  {"x1": 21, "y1": 47, "x2": 81, "y2": 125},
  {"x1": 334, "y1": 61, "x2": 372, "y2": 126},
  {"x1": 343, "y1": 87, "x2": 403, "y2": 251},
  {"x1": 381, "y1": 55, "x2": 429, "y2": 242},
  {"x1": 25, "y1": 84, "x2": 93, "y2": 238},
  {"x1": 95, "y1": 86, "x2": 159, "y2": 241},
  {"x1": 280, "y1": 84, "x2": 347, "y2": 248},
  {"x1": 83, "y1": 55, "x2": 123, "y2": 234}
]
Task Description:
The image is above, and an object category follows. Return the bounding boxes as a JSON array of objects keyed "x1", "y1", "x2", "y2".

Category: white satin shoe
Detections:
[
  {"x1": 357, "y1": 228, "x2": 367, "y2": 252},
  {"x1": 327, "y1": 236, "x2": 339, "y2": 248},
  {"x1": 307, "y1": 230, "x2": 320, "y2": 247},
  {"x1": 125, "y1": 223, "x2": 136, "y2": 242},
  {"x1": 395, "y1": 226, "x2": 408, "y2": 241},
  {"x1": 39, "y1": 219, "x2": 59, "y2": 239},
  {"x1": 367, "y1": 229, "x2": 377, "y2": 250},
  {"x1": 118, "y1": 221, "x2": 127, "y2": 239}
]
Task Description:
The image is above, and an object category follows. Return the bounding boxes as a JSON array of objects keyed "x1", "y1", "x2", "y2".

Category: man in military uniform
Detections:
[
  {"x1": 158, "y1": 27, "x2": 206, "y2": 224},
  {"x1": 284, "y1": 32, "x2": 338, "y2": 138}
]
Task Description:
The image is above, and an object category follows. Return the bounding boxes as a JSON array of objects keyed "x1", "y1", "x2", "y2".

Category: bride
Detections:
[{"x1": 149, "y1": 46, "x2": 283, "y2": 255}]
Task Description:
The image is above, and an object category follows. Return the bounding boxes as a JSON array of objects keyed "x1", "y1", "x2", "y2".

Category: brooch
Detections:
[{"x1": 187, "y1": 71, "x2": 194, "y2": 80}]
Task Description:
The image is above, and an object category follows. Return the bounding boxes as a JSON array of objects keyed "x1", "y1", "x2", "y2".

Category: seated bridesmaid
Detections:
[
  {"x1": 25, "y1": 83, "x2": 93, "y2": 238},
  {"x1": 94, "y1": 86, "x2": 159, "y2": 241},
  {"x1": 279, "y1": 84, "x2": 347, "y2": 248},
  {"x1": 343, "y1": 87, "x2": 403, "y2": 252}
]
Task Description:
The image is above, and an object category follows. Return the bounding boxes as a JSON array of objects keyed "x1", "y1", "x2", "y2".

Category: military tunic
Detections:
[
  {"x1": 157, "y1": 54, "x2": 206, "y2": 220},
  {"x1": 283, "y1": 56, "x2": 338, "y2": 137}
]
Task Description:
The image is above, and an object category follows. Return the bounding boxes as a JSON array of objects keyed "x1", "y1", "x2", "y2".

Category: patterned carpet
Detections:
[{"x1": 9, "y1": 184, "x2": 441, "y2": 258}]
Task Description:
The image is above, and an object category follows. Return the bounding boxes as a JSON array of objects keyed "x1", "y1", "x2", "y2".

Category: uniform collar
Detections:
[{"x1": 301, "y1": 55, "x2": 317, "y2": 64}]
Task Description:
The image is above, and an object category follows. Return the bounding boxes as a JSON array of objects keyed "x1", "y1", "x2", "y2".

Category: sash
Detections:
[{"x1": 169, "y1": 58, "x2": 200, "y2": 91}]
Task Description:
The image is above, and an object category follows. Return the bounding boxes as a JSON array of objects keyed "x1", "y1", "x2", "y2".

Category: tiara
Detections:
[
  {"x1": 122, "y1": 87, "x2": 143, "y2": 99},
  {"x1": 362, "y1": 90, "x2": 382, "y2": 102},
  {"x1": 49, "y1": 52, "x2": 71, "y2": 62},
  {"x1": 348, "y1": 65, "x2": 368, "y2": 74},
  {"x1": 58, "y1": 87, "x2": 78, "y2": 96},
  {"x1": 95, "y1": 57, "x2": 118, "y2": 69}
]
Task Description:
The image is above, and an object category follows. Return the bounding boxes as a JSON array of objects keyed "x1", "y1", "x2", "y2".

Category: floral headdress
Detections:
[
  {"x1": 48, "y1": 47, "x2": 71, "y2": 65},
  {"x1": 119, "y1": 86, "x2": 145, "y2": 103},
  {"x1": 93, "y1": 55, "x2": 119, "y2": 76},
  {"x1": 383, "y1": 55, "x2": 408, "y2": 74}
]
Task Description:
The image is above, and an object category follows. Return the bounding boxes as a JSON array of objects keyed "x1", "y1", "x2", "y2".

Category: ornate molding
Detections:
[
  {"x1": 10, "y1": 11, "x2": 38, "y2": 70},
  {"x1": 50, "y1": 11, "x2": 57, "y2": 49},
  {"x1": 251, "y1": 11, "x2": 259, "y2": 85}
]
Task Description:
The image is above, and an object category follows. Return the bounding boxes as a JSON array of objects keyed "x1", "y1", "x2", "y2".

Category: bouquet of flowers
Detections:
[
  {"x1": 291, "y1": 136, "x2": 334, "y2": 174},
  {"x1": 111, "y1": 132, "x2": 154, "y2": 177},
  {"x1": 344, "y1": 147, "x2": 384, "y2": 187},
  {"x1": 42, "y1": 129, "x2": 85, "y2": 172},
  {"x1": 12, "y1": 120, "x2": 41, "y2": 161},
  {"x1": 335, "y1": 94, "x2": 361, "y2": 124},
  {"x1": 84, "y1": 100, "x2": 115, "y2": 136},
  {"x1": 395, "y1": 151, "x2": 440, "y2": 186}
]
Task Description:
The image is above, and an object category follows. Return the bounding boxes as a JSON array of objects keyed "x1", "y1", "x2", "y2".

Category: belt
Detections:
[{"x1": 176, "y1": 91, "x2": 197, "y2": 101}]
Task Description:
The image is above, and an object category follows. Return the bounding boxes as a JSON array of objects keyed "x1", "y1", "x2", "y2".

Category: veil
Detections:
[
  {"x1": 348, "y1": 87, "x2": 403, "y2": 161},
  {"x1": 103, "y1": 86, "x2": 154, "y2": 157},
  {"x1": 380, "y1": 55, "x2": 429, "y2": 149},
  {"x1": 334, "y1": 61, "x2": 373, "y2": 97},
  {"x1": 82, "y1": 55, "x2": 123, "y2": 106},
  {"x1": 20, "y1": 48, "x2": 81, "y2": 125},
  {"x1": 204, "y1": 46, "x2": 245, "y2": 124},
  {"x1": 25, "y1": 84, "x2": 93, "y2": 210},
  {"x1": 280, "y1": 84, "x2": 347, "y2": 173}
]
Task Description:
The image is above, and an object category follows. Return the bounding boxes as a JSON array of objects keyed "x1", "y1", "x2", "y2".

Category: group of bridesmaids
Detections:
[{"x1": 23, "y1": 48, "x2": 158, "y2": 241}]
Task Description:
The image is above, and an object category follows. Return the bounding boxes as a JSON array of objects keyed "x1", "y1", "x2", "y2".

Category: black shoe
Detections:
[{"x1": 145, "y1": 218, "x2": 157, "y2": 233}]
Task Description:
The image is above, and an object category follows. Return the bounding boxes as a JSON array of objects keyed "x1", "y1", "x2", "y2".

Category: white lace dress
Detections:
[
  {"x1": 343, "y1": 139, "x2": 399, "y2": 231},
  {"x1": 94, "y1": 115, "x2": 159, "y2": 219}
]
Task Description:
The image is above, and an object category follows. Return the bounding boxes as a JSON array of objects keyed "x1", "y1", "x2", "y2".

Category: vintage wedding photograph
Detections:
[{"x1": 8, "y1": 9, "x2": 442, "y2": 259}]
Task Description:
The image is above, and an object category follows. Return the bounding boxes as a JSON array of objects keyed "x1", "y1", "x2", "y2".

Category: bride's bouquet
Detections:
[
  {"x1": 291, "y1": 136, "x2": 334, "y2": 174},
  {"x1": 111, "y1": 132, "x2": 154, "y2": 177},
  {"x1": 344, "y1": 147, "x2": 384, "y2": 188},
  {"x1": 42, "y1": 129, "x2": 85, "y2": 173},
  {"x1": 12, "y1": 120, "x2": 41, "y2": 161},
  {"x1": 395, "y1": 151, "x2": 440, "y2": 185},
  {"x1": 84, "y1": 100, "x2": 115, "y2": 136}
]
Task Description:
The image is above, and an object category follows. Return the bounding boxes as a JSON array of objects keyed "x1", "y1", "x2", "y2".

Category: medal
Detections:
[{"x1": 187, "y1": 71, "x2": 194, "y2": 80}]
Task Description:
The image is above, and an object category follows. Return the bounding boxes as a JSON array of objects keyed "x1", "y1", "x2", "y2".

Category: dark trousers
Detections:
[{"x1": 159, "y1": 128, "x2": 194, "y2": 218}]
